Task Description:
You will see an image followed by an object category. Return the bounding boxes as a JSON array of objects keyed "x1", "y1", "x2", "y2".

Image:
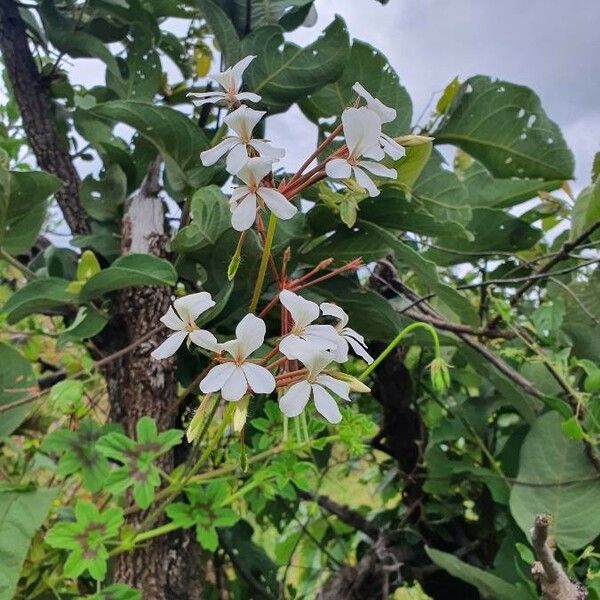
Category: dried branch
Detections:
[{"x1": 531, "y1": 515, "x2": 587, "y2": 600}]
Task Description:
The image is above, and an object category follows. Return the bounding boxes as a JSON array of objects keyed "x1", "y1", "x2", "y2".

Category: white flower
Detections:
[
  {"x1": 278, "y1": 290, "x2": 341, "y2": 359},
  {"x1": 200, "y1": 105, "x2": 285, "y2": 175},
  {"x1": 151, "y1": 292, "x2": 219, "y2": 359},
  {"x1": 229, "y1": 157, "x2": 297, "y2": 231},
  {"x1": 200, "y1": 314, "x2": 275, "y2": 401},
  {"x1": 279, "y1": 348, "x2": 350, "y2": 424},
  {"x1": 189, "y1": 55, "x2": 261, "y2": 107},
  {"x1": 353, "y1": 82, "x2": 406, "y2": 161},
  {"x1": 320, "y1": 302, "x2": 373, "y2": 364},
  {"x1": 325, "y1": 107, "x2": 397, "y2": 197}
]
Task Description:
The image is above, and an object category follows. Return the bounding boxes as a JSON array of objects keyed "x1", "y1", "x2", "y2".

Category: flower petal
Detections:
[
  {"x1": 325, "y1": 158, "x2": 352, "y2": 180},
  {"x1": 225, "y1": 105, "x2": 265, "y2": 140},
  {"x1": 380, "y1": 133, "x2": 406, "y2": 160},
  {"x1": 352, "y1": 165, "x2": 380, "y2": 197},
  {"x1": 315, "y1": 375, "x2": 350, "y2": 401},
  {"x1": 174, "y1": 292, "x2": 215, "y2": 322},
  {"x1": 279, "y1": 290, "x2": 319, "y2": 329},
  {"x1": 241, "y1": 362, "x2": 275, "y2": 394},
  {"x1": 189, "y1": 329, "x2": 220, "y2": 352},
  {"x1": 358, "y1": 160, "x2": 397, "y2": 179},
  {"x1": 236, "y1": 91, "x2": 262, "y2": 103},
  {"x1": 151, "y1": 330, "x2": 188, "y2": 359},
  {"x1": 331, "y1": 336, "x2": 349, "y2": 363},
  {"x1": 229, "y1": 55, "x2": 256, "y2": 90},
  {"x1": 342, "y1": 107, "x2": 381, "y2": 158},
  {"x1": 259, "y1": 188, "x2": 297, "y2": 220},
  {"x1": 221, "y1": 366, "x2": 248, "y2": 401},
  {"x1": 231, "y1": 193, "x2": 257, "y2": 231},
  {"x1": 319, "y1": 302, "x2": 349, "y2": 328},
  {"x1": 235, "y1": 313, "x2": 266, "y2": 358},
  {"x1": 303, "y1": 324, "x2": 341, "y2": 349},
  {"x1": 236, "y1": 157, "x2": 273, "y2": 188},
  {"x1": 200, "y1": 137, "x2": 239, "y2": 166},
  {"x1": 226, "y1": 142, "x2": 250, "y2": 175},
  {"x1": 345, "y1": 333, "x2": 374, "y2": 364},
  {"x1": 279, "y1": 380, "x2": 311, "y2": 417},
  {"x1": 160, "y1": 306, "x2": 184, "y2": 331},
  {"x1": 312, "y1": 384, "x2": 342, "y2": 423},
  {"x1": 189, "y1": 92, "x2": 226, "y2": 106},
  {"x1": 250, "y1": 139, "x2": 285, "y2": 160},
  {"x1": 278, "y1": 334, "x2": 310, "y2": 360},
  {"x1": 353, "y1": 82, "x2": 396, "y2": 124},
  {"x1": 200, "y1": 362, "x2": 237, "y2": 393}
]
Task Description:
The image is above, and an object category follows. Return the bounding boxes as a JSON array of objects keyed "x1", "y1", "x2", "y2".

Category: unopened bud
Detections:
[
  {"x1": 331, "y1": 371, "x2": 371, "y2": 393},
  {"x1": 395, "y1": 134, "x2": 434, "y2": 147},
  {"x1": 429, "y1": 357, "x2": 451, "y2": 393},
  {"x1": 227, "y1": 253, "x2": 241, "y2": 280},
  {"x1": 233, "y1": 396, "x2": 250, "y2": 432}
]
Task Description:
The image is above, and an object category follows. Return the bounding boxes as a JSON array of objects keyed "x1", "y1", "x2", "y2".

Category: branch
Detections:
[
  {"x1": 0, "y1": 0, "x2": 90, "y2": 235},
  {"x1": 531, "y1": 515, "x2": 587, "y2": 600}
]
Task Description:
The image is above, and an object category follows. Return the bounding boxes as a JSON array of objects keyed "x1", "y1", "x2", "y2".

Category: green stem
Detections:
[
  {"x1": 359, "y1": 322, "x2": 441, "y2": 381},
  {"x1": 0, "y1": 247, "x2": 36, "y2": 279},
  {"x1": 249, "y1": 213, "x2": 277, "y2": 313},
  {"x1": 134, "y1": 521, "x2": 180, "y2": 544}
]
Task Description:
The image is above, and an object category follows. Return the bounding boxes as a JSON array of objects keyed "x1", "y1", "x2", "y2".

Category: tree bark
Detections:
[{"x1": 0, "y1": 0, "x2": 90, "y2": 235}]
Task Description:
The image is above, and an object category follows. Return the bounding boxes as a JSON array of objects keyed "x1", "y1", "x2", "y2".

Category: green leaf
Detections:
[
  {"x1": 0, "y1": 343, "x2": 36, "y2": 438},
  {"x1": 425, "y1": 547, "x2": 528, "y2": 600},
  {"x1": 241, "y1": 17, "x2": 350, "y2": 113},
  {"x1": 570, "y1": 179, "x2": 600, "y2": 241},
  {"x1": 198, "y1": 0, "x2": 240, "y2": 66},
  {"x1": 509, "y1": 411, "x2": 600, "y2": 549},
  {"x1": 2, "y1": 277, "x2": 77, "y2": 324},
  {"x1": 2, "y1": 171, "x2": 61, "y2": 254},
  {"x1": 171, "y1": 186, "x2": 231, "y2": 253},
  {"x1": 435, "y1": 76, "x2": 574, "y2": 180},
  {"x1": 301, "y1": 39, "x2": 412, "y2": 135},
  {"x1": 90, "y1": 101, "x2": 213, "y2": 191},
  {"x1": 390, "y1": 142, "x2": 433, "y2": 193},
  {"x1": 79, "y1": 254, "x2": 177, "y2": 301},
  {"x1": 0, "y1": 488, "x2": 57, "y2": 600},
  {"x1": 80, "y1": 164, "x2": 127, "y2": 222},
  {"x1": 76, "y1": 250, "x2": 102, "y2": 282}
]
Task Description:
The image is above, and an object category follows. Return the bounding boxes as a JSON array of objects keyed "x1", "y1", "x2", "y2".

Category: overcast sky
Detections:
[{"x1": 268, "y1": 0, "x2": 600, "y2": 186}]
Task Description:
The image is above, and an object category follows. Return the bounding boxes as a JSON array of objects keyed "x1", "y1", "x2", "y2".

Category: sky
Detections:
[{"x1": 267, "y1": 0, "x2": 600, "y2": 186}]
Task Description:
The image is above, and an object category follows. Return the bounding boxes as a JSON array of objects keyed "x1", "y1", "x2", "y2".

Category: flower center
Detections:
[
  {"x1": 290, "y1": 324, "x2": 303, "y2": 336},
  {"x1": 185, "y1": 321, "x2": 196, "y2": 333},
  {"x1": 347, "y1": 154, "x2": 358, "y2": 166}
]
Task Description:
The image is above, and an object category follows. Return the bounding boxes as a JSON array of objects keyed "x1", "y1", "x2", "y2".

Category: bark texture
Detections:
[{"x1": 0, "y1": 0, "x2": 90, "y2": 235}]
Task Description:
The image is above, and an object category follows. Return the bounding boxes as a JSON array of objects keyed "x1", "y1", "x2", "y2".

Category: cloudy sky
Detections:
[{"x1": 268, "y1": 0, "x2": 600, "y2": 186}]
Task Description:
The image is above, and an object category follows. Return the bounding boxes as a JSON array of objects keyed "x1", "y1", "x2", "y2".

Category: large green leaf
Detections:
[
  {"x1": 2, "y1": 278, "x2": 77, "y2": 324},
  {"x1": 435, "y1": 76, "x2": 574, "y2": 180},
  {"x1": 510, "y1": 411, "x2": 600, "y2": 550},
  {"x1": 425, "y1": 547, "x2": 529, "y2": 600},
  {"x1": 171, "y1": 185, "x2": 231, "y2": 253},
  {"x1": 301, "y1": 39, "x2": 412, "y2": 135},
  {"x1": 460, "y1": 159, "x2": 563, "y2": 209},
  {"x1": 198, "y1": 0, "x2": 241, "y2": 66},
  {"x1": 0, "y1": 343, "x2": 37, "y2": 438},
  {"x1": 570, "y1": 178, "x2": 600, "y2": 241},
  {"x1": 2, "y1": 171, "x2": 61, "y2": 254},
  {"x1": 0, "y1": 487, "x2": 57, "y2": 599},
  {"x1": 241, "y1": 17, "x2": 350, "y2": 113},
  {"x1": 80, "y1": 254, "x2": 177, "y2": 301},
  {"x1": 90, "y1": 101, "x2": 213, "y2": 191}
]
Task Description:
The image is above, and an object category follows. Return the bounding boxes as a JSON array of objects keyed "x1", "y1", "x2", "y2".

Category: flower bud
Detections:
[
  {"x1": 395, "y1": 134, "x2": 434, "y2": 147},
  {"x1": 429, "y1": 357, "x2": 451, "y2": 393},
  {"x1": 330, "y1": 371, "x2": 371, "y2": 393}
]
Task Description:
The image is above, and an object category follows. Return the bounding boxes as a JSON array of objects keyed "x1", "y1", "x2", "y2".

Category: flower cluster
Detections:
[{"x1": 153, "y1": 56, "x2": 410, "y2": 428}]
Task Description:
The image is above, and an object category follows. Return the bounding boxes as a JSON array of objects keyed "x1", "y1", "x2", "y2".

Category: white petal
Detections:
[
  {"x1": 361, "y1": 143, "x2": 386, "y2": 161},
  {"x1": 160, "y1": 306, "x2": 185, "y2": 331},
  {"x1": 352, "y1": 166, "x2": 380, "y2": 197},
  {"x1": 331, "y1": 336, "x2": 349, "y2": 363},
  {"x1": 213, "y1": 67, "x2": 235, "y2": 93},
  {"x1": 200, "y1": 362, "x2": 237, "y2": 393},
  {"x1": 358, "y1": 160, "x2": 397, "y2": 179},
  {"x1": 259, "y1": 188, "x2": 297, "y2": 220},
  {"x1": 352, "y1": 81, "x2": 375, "y2": 105},
  {"x1": 353, "y1": 82, "x2": 396, "y2": 124},
  {"x1": 221, "y1": 366, "x2": 248, "y2": 401},
  {"x1": 226, "y1": 143, "x2": 250, "y2": 175},
  {"x1": 303, "y1": 324, "x2": 341, "y2": 349},
  {"x1": 151, "y1": 330, "x2": 188, "y2": 359},
  {"x1": 312, "y1": 384, "x2": 342, "y2": 423},
  {"x1": 230, "y1": 185, "x2": 251, "y2": 203},
  {"x1": 279, "y1": 381, "x2": 311, "y2": 418},
  {"x1": 189, "y1": 92, "x2": 226, "y2": 106},
  {"x1": 380, "y1": 133, "x2": 406, "y2": 160},
  {"x1": 236, "y1": 157, "x2": 273, "y2": 187},
  {"x1": 235, "y1": 313, "x2": 266, "y2": 358},
  {"x1": 219, "y1": 339, "x2": 242, "y2": 361},
  {"x1": 200, "y1": 138, "x2": 239, "y2": 166},
  {"x1": 174, "y1": 292, "x2": 215, "y2": 322},
  {"x1": 241, "y1": 362, "x2": 275, "y2": 394},
  {"x1": 319, "y1": 302, "x2": 349, "y2": 328},
  {"x1": 342, "y1": 107, "x2": 381, "y2": 158},
  {"x1": 250, "y1": 139, "x2": 285, "y2": 160},
  {"x1": 229, "y1": 55, "x2": 256, "y2": 90},
  {"x1": 345, "y1": 333, "x2": 374, "y2": 364},
  {"x1": 315, "y1": 375, "x2": 351, "y2": 401},
  {"x1": 236, "y1": 91, "x2": 262, "y2": 104},
  {"x1": 279, "y1": 334, "x2": 311, "y2": 360},
  {"x1": 325, "y1": 158, "x2": 352, "y2": 180},
  {"x1": 279, "y1": 290, "x2": 319, "y2": 329},
  {"x1": 224, "y1": 105, "x2": 265, "y2": 140},
  {"x1": 189, "y1": 329, "x2": 220, "y2": 352},
  {"x1": 189, "y1": 91, "x2": 226, "y2": 99},
  {"x1": 231, "y1": 193, "x2": 257, "y2": 231},
  {"x1": 302, "y1": 349, "x2": 334, "y2": 379}
]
